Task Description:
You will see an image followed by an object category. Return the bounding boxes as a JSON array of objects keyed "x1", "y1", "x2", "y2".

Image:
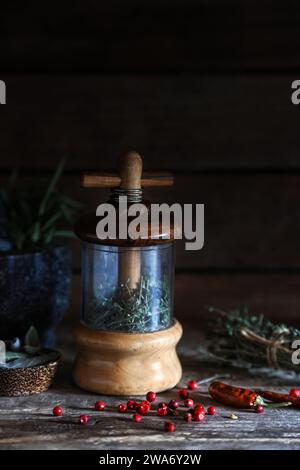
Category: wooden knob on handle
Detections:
[
  {"x1": 81, "y1": 149, "x2": 174, "y2": 189},
  {"x1": 118, "y1": 151, "x2": 143, "y2": 190}
]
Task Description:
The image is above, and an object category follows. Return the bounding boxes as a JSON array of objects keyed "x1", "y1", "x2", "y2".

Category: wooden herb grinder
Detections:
[{"x1": 73, "y1": 151, "x2": 182, "y2": 395}]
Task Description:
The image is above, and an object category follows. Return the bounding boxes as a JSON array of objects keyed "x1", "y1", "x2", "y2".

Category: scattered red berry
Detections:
[
  {"x1": 187, "y1": 380, "x2": 198, "y2": 390},
  {"x1": 207, "y1": 406, "x2": 217, "y2": 415},
  {"x1": 178, "y1": 388, "x2": 189, "y2": 399},
  {"x1": 168, "y1": 399, "x2": 179, "y2": 410},
  {"x1": 136, "y1": 403, "x2": 149, "y2": 415},
  {"x1": 52, "y1": 406, "x2": 63, "y2": 416},
  {"x1": 133, "y1": 413, "x2": 142, "y2": 423},
  {"x1": 194, "y1": 412, "x2": 205, "y2": 422},
  {"x1": 146, "y1": 391, "x2": 157, "y2": 403},
  {"x1": 141, "y1": 400, "x2": 151, "y2": 410},
  {"x1": 127, "y1": 400, "x2": 136, "y2": 410},
  {"x1": 157, "y1": 407, "x2": 168, "y2": 416},
  {"x1": 255, "y1": 405, "x2": 264, "y2": 414},
  {"x1": 157, "y1": 402, "x2": 168, "y2": 410},
  {"x1": 95, "y1": 401, "x2": 106, "y2": 411},
  {"x1": 184, "y1": 412, "x2": 193, "y2": 423},
  {"x1": 118, "y1": 404, "x2": 127, "y2": 413},
  {"x1": 184, "y1": 398, "x2": 194, "y2": 408},
  {"x1": 164, "y1": 421, "x2": 175, "y2": 432},
  {"x1": 289, "y1": 389, "x2": 300, "y2": 398},
  {"x1": 194, "y1": 404, "x2": 204, "y2": 414},
  {"x1": 79, "y1": 414, "x2": 89, "y2": 424}
]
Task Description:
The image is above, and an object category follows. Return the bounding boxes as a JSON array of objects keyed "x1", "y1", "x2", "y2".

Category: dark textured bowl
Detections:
[
  {"x1": 0, "y1": 351, "x2": 60, "y2": 397},
  {"x1": 0, "y1": 244, "x2": 72, "y2": 348}
]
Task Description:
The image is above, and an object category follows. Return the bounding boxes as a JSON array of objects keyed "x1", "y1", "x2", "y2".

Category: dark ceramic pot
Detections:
[{"x1": 0, "y1": 244, "x2": 72, "y2": 348}]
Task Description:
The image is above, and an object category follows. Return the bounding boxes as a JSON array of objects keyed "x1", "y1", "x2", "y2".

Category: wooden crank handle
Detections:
[
  {"x1": 81, "y1": 151, "x2": 173, "y2": 188},
  {"x1": 81, "y1": 171, "x2": 174, "y2": 188}
]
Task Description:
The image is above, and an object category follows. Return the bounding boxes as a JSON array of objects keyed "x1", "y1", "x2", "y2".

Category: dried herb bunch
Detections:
[
  {"x1": 0, "y1": 158, "x2": 81, "y2": 251},
  {"x1": 85, "y1": 275, "x2": 171, "y2": 333},
  {"x1": 206, "y1": 306, "x2": 300, "y2": 372}
]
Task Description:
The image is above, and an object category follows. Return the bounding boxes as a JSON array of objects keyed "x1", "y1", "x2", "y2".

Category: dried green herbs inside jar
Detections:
[{"x1": 81, "y1": 243, "x2": 174, "y2": 333}]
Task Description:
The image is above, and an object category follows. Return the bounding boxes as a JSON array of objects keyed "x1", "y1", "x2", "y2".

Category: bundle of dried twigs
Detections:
[{"x1": 206, "y1": 306, "x2": 300, "y2": 372}]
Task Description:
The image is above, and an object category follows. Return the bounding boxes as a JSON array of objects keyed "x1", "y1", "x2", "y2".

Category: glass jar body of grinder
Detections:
[{"x1": 81, "y1": 242, "x2": 175, "y2": 333}]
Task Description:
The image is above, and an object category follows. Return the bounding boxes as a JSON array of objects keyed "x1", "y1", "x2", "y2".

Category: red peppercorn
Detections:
[
  {"x1": 158, "y1": 402, "x2": 168, "y2": 410},
  {"x1": 146, "y1": 391, "x2": 157, "y2": 403},
  {"x1": 95, "y1": 401, "x2": 106, "y2": 411},
  {"x1": 187, "y1": 380, "x2": 198, "y2": 391},
  {"x1": 184, "y1": 398, "x2": 194, "y2": 408},
  {"x1": 178, "y1": 388, "x2": 189, "y2": 399},
  {"x1": 194, "y1": 412, "x2": 205, "y2": 422},
  {"x1": 168, "y1": 399, "x2": 179, "y2": 410},
  {"x1": 194, "y1": 404, "x2": 204, "y2": 414},
  {"x1": 255, "y1": 405, "x2": 264, "y2": 414},
  {"x1": 52, "y1": 406, "x2": 63, "y2": 416},
  {"x1": 118, "y1": 404, "x2": 127, "y2": 413},
  {"x1": 164, "y1": 421, "x2": 175, "y2": 432},
  {"x1": 79, "y1": 414, "x2": 89, "y2": 424},
  {"x1": 141, "y1": 400, "x2": 151, "y2": 410},
  {"x1": 157, "y1": 407, "x2": 168, "y2": 416},
  {"x1": 127, "y1": 400, "x2": 136, "y2": 410},
  {"x1": 133, "y1": 413, "x2": 142, "y2": 422},
  {"x1": 184, "y1": 412, "x2": 193, "y2": 423},
  {"x1": 207, "y1": 406, "x2": 217, "y2": 415},
  {"x1": 136, "y1": 403, "x2": 149, "y2": 415},
  {"x1": 289, "y1": 389, "x2": 300, "y2": 398}
]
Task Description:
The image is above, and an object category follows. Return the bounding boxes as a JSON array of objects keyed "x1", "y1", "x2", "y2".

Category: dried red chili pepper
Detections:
[
  {"x1": 209, "y1": 382, "x2": 292, "y2": 409},
  {"x1": 209, "y1": 381, "x2": 262, "y2": 408},
  {"x1": 256, "y1": 390, "x2": 300, "y2": 407}
]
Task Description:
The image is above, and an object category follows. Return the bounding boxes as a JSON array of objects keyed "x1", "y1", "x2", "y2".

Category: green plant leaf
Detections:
[
  {"x1": 60, "y1": 194, "x2": 83, "y2": 209},
  {"x1": 2, "y1": 158, "x2": 81, "y2": 251},
  {"x1": 53, "y1": 229, "x2": 76, "y2": 238},
  {"x1": 31, "y1": 221, "x2": 41, "y2": 243},
  {"x1": 42, "y1": 211, "x2": 62, "y2": 232},
  {"x1": 38, "y1": 157, "x2": 66, "y2": 216},
  {"x1": 44, "y1": 225, "x2": 56, "y2": 245}
]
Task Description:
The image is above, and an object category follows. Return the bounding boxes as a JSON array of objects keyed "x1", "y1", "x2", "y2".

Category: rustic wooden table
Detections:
[{"x1": 0, "y1": 324, "x2": 299, "y2": 450}]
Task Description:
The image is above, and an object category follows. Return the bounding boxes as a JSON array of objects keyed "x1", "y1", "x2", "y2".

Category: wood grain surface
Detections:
[{"x1": 0, "y1": 322, "x2": 299, "y2": 450}]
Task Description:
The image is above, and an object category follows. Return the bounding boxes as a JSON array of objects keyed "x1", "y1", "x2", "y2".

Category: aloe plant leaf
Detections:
[
  {"x1": 39, "y1": 157, "x2": 66, "y2": 216},
  {"x1": 60, "y1": 194, "x2": 83, "y2": 208},
  {"x1": 1, "y1": 157, "x2": 81, "y2": 251},
  {"x1": 53, "y1": 229, "x2": 76, "y2": 238},
  {"x1": 31, "y1": 221, "x2": 41, "y2": 243},
  {"x1": 42, "y1": 211, "x2": 62, "y2": 232},
  {"x1": 44, "y1": 225, "x2": 56, "y2": 244}
]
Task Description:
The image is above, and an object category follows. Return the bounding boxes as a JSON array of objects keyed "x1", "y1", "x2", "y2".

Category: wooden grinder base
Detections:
[{"x1": 73, "y1": 320, "x2": 183, "y2": 395}]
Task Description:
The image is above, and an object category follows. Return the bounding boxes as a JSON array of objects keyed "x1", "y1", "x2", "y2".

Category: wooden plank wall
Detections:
[{"x1": 1, "y1": 1, "x2": 300, "y2": 322}]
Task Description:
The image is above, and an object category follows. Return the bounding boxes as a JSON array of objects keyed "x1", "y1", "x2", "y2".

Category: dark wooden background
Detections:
[{"x1": 1, "y1": 0, "x2": 300, "y2": 323}]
